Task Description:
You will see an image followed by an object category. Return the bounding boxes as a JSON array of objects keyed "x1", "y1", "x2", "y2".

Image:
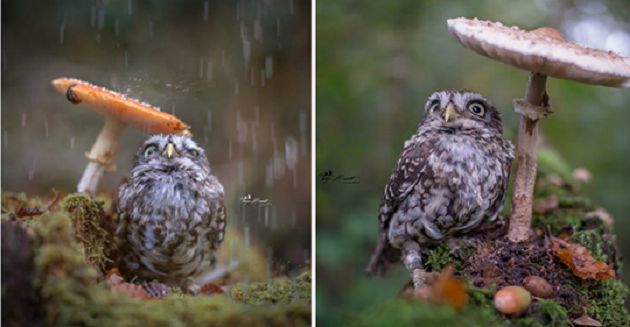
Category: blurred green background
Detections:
[
  {"x1": 2, "y1": 0, "x2": 311, "y2": 272},
  {"x1": 316, "y1": 0, "x2": 630, "y2": 325}
]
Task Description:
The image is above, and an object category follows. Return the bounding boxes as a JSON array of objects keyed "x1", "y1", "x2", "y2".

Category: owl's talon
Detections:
[{"x1": 412, "y1": 269, "x2": 428, "y2": 289}]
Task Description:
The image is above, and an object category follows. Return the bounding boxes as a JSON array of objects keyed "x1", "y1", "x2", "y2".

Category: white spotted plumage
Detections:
[
  {"x1": 366, "y1": 90, "x2": 514, "y2": 280},
  {"x1": 117, "y1": 134, "x2": 226, "y2": 290}
]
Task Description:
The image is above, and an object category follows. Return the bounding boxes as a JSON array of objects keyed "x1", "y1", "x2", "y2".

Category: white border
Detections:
[{"x1": 310, "y1": 0, "x2": 316, "y2": 324}]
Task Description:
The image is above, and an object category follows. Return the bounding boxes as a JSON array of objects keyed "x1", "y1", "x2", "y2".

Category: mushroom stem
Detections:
[
  {"x1": 508, "y1": 72, "x2": 549, "y2": 242},
  {"x1": 77, "y1": 117, "x2": 126, "y2": 195}
]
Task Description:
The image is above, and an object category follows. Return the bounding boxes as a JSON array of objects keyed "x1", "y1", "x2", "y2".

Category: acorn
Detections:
[
  {"x1": 494, "y1": 286, "x2": 532, "y2": 315},
  {"x1": 523, "y1": 276, "x2": 554, "y2": 298}
]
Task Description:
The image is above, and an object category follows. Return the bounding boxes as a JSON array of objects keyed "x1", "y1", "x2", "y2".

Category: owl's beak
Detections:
[
  {"x1": 443, "y1": 104, "x2": 459, "y2": 122},
  {"x1": 165, "y1": 143, "x2": 177, "y2": 158}
]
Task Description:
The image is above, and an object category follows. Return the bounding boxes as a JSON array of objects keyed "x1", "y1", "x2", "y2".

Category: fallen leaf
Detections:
[
  {"x1": 200, "y1": 283, "x2": 225, "y2": 295},
  {"x1": 586, "y1": 208, "x2": 614, "y2": 226},
  {"x1": 414, "y1": 266, "x2": 468, "y2": 310},
  {"x1": 550, "y1": 237, "x2": 615, "y2": 280},
  {"x1": 534, "y1": 195, "x2": 558, "y2": 214},
  {"x1": 573, "y1": 314, "x2": 602, "y2": 326}
]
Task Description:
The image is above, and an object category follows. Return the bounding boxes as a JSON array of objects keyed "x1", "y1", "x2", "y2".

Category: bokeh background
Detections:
[
  {"x1": 316, "y1": 0, "x2": 630, "y2": 325},
  {"x1": 2, "y1": 0, "x2": 311, "y2": 274}
]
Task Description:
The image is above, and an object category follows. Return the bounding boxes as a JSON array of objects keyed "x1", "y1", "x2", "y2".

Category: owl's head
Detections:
[
  {"x1": 421, "y1": 90, "x2": 504, "y2": 133},
  {"x1": 133, "y1": 134, "x2": 210, "y2": 175}
]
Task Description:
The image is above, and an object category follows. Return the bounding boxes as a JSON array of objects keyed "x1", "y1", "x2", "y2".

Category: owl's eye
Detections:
[
  {"x1": 429, "y1": 100, "x2": 440, "y2": 113},
  {"x1": 143, "y1": 144, "x2": 158, "y2": 157},
  {"x1": 468, "y1": 102, "x2": 486, "y2": 116},
  {"x1": 188, "y1": 149, "x2": 199, "y2": 158}
]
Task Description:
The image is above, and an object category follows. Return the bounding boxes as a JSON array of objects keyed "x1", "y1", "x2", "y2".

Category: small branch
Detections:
[{"x1": 508, "y1": 72, "x2": 549, "y2": 242}]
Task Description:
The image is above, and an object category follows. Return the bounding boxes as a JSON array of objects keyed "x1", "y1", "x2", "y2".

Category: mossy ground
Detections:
[
  {"x1": 355, "y1": 170, "x2": 629, "y2": 327},
  {"x1": 1, "y1": 191, "x2": 311, "y2": 327}
]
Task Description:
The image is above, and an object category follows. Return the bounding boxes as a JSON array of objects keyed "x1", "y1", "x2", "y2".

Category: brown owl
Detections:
[
  {"x1": 117, "y1": 134, "x2": 226, "y2": 293},
  {"x1": 366, "y1": 90, "x2": 514, "y2": 288}
]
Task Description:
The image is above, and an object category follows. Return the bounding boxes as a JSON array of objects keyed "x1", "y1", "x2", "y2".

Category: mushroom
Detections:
[
  {"x1": 447, "y1": 17, "x2": 630, "y2": 242},
  {"x1": 51, "y1": 77, "x2": 191, "y2": 195}
]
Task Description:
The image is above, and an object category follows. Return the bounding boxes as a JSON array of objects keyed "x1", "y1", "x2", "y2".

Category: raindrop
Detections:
[
  {"x1": 203, "y1": 1, "x2": 209, "y2": 21},
  {"x1": 251, "y1": 123, "x2": 258, "y2": 155},
  {"x1": 273, "y1": 150, "x2": 286, "y2": 179},
  {"x1": 207, "y1": 111, "x2": 212, "y2": 131},
  {"x1": 285, "y1": 137, "x2": 298, "y2": 170},
  {"x1": 203, "y1": 126, "x2": 209, "y2": 144},
  {"x1": 97, "y1": 7, "x2": 105, "y2": 30},
  {"x1": 60, "y1": 22, "x2": 66, "y2": 45},
  {"x1": 128, "y1": 0, "x2": 133, "y2": 15},
  {"x1": 44, "y1": 119, "x2": 49, "y2": 138},
  {"x1": 265, "y1": 161, "x2": 273, "y2": 187},
  {"x1": 265, "y1": 56, "x2": 273, "y2": 79},
  {"x1": 206, "y1": 58, "x2": 213, "y2": 81},
  {"x1": 228, "y1": 140, "x2": 233, "y2": 161},
  {"x1": 70, "y1": 136, "x2": 75, "y2": 149},
  {"x1": 114, "y1": 18, "x2": 120, "y2": 36},
  {"x1": 264, "y1": 205, "x2": 270, "y2": 227},
  {"x1": 21, "y1": 112, "x2": 26, "y2": 128},
  {"x1": 148, "y1": 20, "x2": 154, "y2": 40},
  {"x1": 242, "y1": 39, "x2": 251, "y2": 67},
  {"x1": 254, "y1": 19, "x2": 262, "y2": 42},
  {"x1": 124, "y1": 51, "x2": 129, "y2": 67},
  {"x1": 171, "y1": 103, "x2": 176, "y2": 115},
  {"x1": 28, "y1": 159, "x2": 36, "y2": 181}
]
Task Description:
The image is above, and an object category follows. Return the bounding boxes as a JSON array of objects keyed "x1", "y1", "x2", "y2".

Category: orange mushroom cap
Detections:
[{"x1": 51, "y1": 77, "x2": 190, "y2": 134}]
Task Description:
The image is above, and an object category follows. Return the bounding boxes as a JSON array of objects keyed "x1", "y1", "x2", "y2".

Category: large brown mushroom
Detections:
[
  {"x1": 447, "y1": 18, "x2": 630, "y2": 242},
  {"x1": 51, "y1": 77, "x2": 191, "y2": 195}
]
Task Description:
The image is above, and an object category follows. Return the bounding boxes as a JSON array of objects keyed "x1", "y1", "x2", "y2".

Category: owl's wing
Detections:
[{"x1": 366, "y1": 138, "x2": 431, "y2": 276}]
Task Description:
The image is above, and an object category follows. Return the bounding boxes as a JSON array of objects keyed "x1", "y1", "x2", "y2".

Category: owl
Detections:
[
  {"x1": 365, "y1": 90, "x2": 514, "y2": 288},
  {"x1": 117, "y1": 134, "x2": 226, "y2": 293}
]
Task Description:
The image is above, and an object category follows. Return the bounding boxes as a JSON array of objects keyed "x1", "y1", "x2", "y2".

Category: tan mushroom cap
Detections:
[
  {"x1": 51, "y1": 77, "x2": 191, "y2": 134},
  {"x1": 447, "y1": 17, "x2": 630, "y2": 88}
]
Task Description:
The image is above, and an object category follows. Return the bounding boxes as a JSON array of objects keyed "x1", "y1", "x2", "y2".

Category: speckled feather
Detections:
[
  {"x1": 366, "y1": 90, "x2": 514, "y2": 276},
  {"x1": 117, "y1": 134, "x2": 226, "y2": 289}
]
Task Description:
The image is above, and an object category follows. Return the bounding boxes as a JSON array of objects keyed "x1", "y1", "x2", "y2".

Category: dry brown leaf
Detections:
[
  {"x1": 550, "y1": 236, "x2": 615, "y2": 280},
  {"x1": 573, "y1": 313, "x2": 602, "y2": 326},
  {"x1": 430, "y1": 266, "x2": 468, "y2": 310},
  {"x1": 534, "y1": 195, "x2": 558, "y2": 214}
]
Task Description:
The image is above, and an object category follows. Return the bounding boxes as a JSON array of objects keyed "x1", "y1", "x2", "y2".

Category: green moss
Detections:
[
  {"x1": 231, "y1": 271, "x2": 311, "y2": 305},
  {"x1": 60, "y1": 193, "x2": 111, "y2": 270},
  {"x1": 425, "y1": 244, "x2": 452, "y2": 272},
  {"x1": 3, "y1": 191, "x2": 311, "y2": 326},
  {"x1": 353, "y1": 297, "x2": 507, "y2": 327},
  {"x1": 515, "y1": 300, "x2": 570, "y2": 327},
  {"x1": 586, "y1": 280, "x2": 629, "y2": 327}
]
